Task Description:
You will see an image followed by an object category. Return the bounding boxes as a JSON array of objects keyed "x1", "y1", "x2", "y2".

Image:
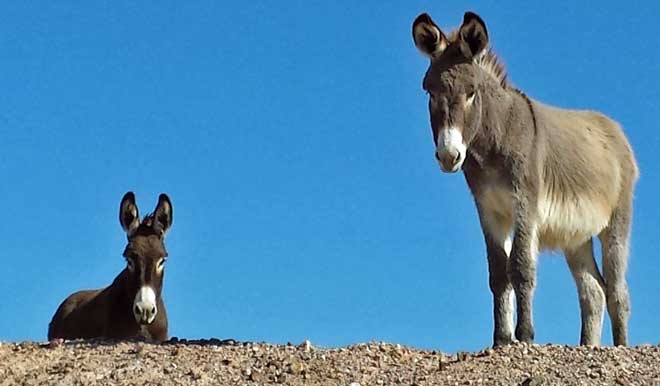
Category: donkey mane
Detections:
[
  {"x1": 445, "y1": 30, "x2": 509, "y2": 88},
  {"x1": 141, "y1": 212, "x2": 156, "y2": 227},
  {"x1": 478, "y1": 49, "x2": 508, "y2": 88}
]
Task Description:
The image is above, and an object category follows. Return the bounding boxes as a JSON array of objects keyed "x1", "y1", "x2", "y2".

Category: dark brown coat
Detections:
[{"x1": 48, "y1": 192, "x2": 173, "y2": 342}]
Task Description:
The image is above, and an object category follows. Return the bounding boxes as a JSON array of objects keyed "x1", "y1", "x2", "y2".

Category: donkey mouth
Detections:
[
  {"x1": 438, "y1": 158, "x2": 464, "y2": 173},
  {"x1": 133, "y1": 305, "x2": 158, "y2": 325}
]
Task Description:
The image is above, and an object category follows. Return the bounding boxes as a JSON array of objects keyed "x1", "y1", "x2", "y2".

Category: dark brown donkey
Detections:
[
  {"x1": 48, "y1": 192, "x2": 173, "y2": 342},
  {"x1": 412, "y1": 12, "x2": 638, "y2": 346}
]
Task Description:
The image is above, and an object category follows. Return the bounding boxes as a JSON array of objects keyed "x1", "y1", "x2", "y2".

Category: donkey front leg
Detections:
[
  {"x1": 482, "y1": 227, "x2": 515, "y2": 347},
  {"x1": 509, "y1": 220, "x2": 539, "y2": 344}
]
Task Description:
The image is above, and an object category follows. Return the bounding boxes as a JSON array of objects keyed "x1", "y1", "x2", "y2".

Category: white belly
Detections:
[
  {"x1": 537, "y1": 190, "x2": 611, "y2": 250},
  {"x1": 478, "y1": 185, "x2": 611, "y2": 251}
]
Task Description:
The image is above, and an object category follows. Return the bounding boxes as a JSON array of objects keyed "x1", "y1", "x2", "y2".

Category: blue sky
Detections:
[{"x1": 1, "y1": 1, "x2": 658, "y2": 353}]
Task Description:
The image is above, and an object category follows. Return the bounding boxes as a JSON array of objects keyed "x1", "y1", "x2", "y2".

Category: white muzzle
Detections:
[
  {"x1": 133, "y1": 286, "x2": 158, "y2": 324},
  {"x1": 436, "y1": 128, "x2": 467, "y2": 173}
]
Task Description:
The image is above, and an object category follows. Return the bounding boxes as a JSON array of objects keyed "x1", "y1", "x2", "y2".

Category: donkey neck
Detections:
[
  {"x1": 103, "y1": 269, "x2": 139, "y2": 321},
  {"x1": 469, "y1": 83, "x2": 537, "y2": 163}
]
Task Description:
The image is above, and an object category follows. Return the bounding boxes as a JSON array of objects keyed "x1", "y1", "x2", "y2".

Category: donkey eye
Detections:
[
  {"x1": 465, "y1": 91, "x2": 476, "y2": 106},
  {"x1": 157, "y1": 258, "x2": 166, "y2": 271},
  {"x1": 126, "y1": 259, "x2": 135, "y2": 271}
]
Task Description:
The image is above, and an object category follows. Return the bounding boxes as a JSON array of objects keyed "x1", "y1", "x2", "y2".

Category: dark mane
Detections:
[
  {"x1": 446, "y1": 30, "x2": 509, "y2": 88},
  {"x1": 141, "y1": 212, "x2": 155, "y2": 227},
  {"x1": 478, "y1": 48, "x2": 508, "y2": 88}
]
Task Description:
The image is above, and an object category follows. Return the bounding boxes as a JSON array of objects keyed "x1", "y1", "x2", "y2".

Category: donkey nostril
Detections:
[
  {"x1": 134, "y1": 305, "x2": 141, "y2": 315},
  {"x1": 453, "y1": 152, "x2": 461, "y2": 164}
]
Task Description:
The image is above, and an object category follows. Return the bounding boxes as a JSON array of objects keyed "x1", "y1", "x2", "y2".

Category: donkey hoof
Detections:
[
  {"x1": 493, "y1": 332, "x2": 514, "y2": 347},
  {"x1": 515, "y1": 326, "x2": 535, "y2": 344}
]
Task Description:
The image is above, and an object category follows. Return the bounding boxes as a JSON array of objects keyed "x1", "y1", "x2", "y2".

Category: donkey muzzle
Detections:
[
  {"x1": 133, "y1": 286, "x2": 158, "y2": 324},
  {"x1": 436, "y1": 128, "x2": 466, "y2": 173},
  {"x1": 436, "y1": 148, "x2": 462, "y2": 172}
]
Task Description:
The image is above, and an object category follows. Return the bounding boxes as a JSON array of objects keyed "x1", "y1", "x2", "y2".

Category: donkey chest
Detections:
[
  {"x1": 476, "y1": 183, "x2": 515, "y2": 232},
  {"x1": 466, "y1": 163, "x2": 515, "y2": 235}
]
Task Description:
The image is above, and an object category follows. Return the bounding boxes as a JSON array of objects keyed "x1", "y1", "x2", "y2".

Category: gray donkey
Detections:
[{"x1": 412, "y1": 11, "x2": 638, "y2": 346}]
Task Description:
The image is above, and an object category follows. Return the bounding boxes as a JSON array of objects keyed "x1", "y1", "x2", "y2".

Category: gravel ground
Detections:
[{"x1": 1, "y1": 339, "x2": 659, "y2": 386}]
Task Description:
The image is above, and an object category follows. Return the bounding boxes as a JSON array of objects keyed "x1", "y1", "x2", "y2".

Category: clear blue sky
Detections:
[{"x1": 1, "y1": 1, "x2": 658, "y2": 352}]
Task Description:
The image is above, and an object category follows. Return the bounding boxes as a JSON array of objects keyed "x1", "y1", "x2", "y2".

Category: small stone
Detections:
[
  {"x1": 267, "y1": 360, "x2": 281, "y2": 370},
  {"x1": 521, "y1": 375, "x2": 544, "y2": 386},
  {"x1": 188, "y1": 368, "x2": 203, "y2": 380},
  {"x1": 289, "y1": 360, "x2": 304, "y2": 375},
  {"x1": 249, "y1": 370, "x2": 264, "y2": 382},
  {"x1": 47, "y1": 339, "x2": 64, "y2": 349},
  {"x1": 133, "y1": 343, "x2": 145, "y2": 356}
]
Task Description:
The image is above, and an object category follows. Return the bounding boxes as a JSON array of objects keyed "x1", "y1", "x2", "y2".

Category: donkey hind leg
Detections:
[
  {"x1": 485, "y1": 231, "x2": 515, "y2": 347},
  {"x1": 599, "y1": 204, "x2": 632, "y2": 346},
  {"x1": 565, "y1": 239, "x2": 606, "y2": 346}
]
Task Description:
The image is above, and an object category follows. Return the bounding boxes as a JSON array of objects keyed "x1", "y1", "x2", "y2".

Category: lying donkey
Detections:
[
  {"x1": 48, "y1": 192, "x2": 173, "y2": 342},
  {"x1": 412, "y1": 11, "x2": 638, "y2": 346}
]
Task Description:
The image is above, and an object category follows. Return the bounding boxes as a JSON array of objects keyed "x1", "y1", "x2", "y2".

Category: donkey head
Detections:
[
  {"x1": 412, "y1": 12, "x2": 490, "y2": 173},
  {"x1": 119, "y1": 192, "x2": 173, "y2": 325}
]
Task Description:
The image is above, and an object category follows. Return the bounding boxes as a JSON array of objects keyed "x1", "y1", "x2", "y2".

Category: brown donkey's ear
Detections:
[
  {"x1": 152, "y1": 194, "x2": 173, "y2": 236},
  {"x1": 412, "y1": 13, "x2": 449, "y2": 58},
  {"x1": 457, "y1": 11, "x2": 489, "y2": 60},
  {"x1": 119, "y1": 192, "x2": 140, "y2": 236}
]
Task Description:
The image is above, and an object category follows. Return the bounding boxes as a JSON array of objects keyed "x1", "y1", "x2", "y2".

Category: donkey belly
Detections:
[
  {"x1": 477, "y1": 184, "x2": 611, "y2": 252},
  {"x1": 537, "y1": 190, "x2": 611, "y2": 251}
]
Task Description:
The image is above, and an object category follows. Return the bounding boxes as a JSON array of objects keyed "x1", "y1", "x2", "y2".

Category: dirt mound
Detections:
[{"x1": 1, "y1": 339, "x2": 658, "y2": 385}]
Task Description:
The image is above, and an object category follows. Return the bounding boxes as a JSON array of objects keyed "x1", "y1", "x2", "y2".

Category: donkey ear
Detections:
[
  {"x1": 152, "y1": 194, "x2": 173, "y2": 236},
  {"x1": 412, "y1": 13, "x2": 449, "y2": 58},
  {"x1": 457, "y1": 11, "x2": 489, "y2": 59},
  {"x1": 119, "y1": 192, "x2": 140, "y2": 236}
]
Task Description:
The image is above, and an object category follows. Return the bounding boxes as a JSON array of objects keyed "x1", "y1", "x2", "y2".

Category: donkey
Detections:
[
  {"x1": 411, "y1": 11, "x2": 638, "y2": 346},
  {"x1": 48, "y1": 192, "x2": 173, "y2": 342}
]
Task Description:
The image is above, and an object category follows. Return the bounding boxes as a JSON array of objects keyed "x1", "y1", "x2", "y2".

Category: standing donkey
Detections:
[
  {"x1": 411, "y1": 11, "x2": 638, "y2": 346},
  {"x1": 48, "y1": 192, "x2": 173, "y2": 342}
]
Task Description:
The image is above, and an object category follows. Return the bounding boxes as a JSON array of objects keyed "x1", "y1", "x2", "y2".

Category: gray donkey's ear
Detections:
[
  {"x1": 457, "y1": 11, "x2": 489, "y2": 60},
  {"x1": 412, "y1": 13, "x2": 449, "y2": 58},
  {"x1": 119, "y1": 192, "x2": 140, "y2": 236}
]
